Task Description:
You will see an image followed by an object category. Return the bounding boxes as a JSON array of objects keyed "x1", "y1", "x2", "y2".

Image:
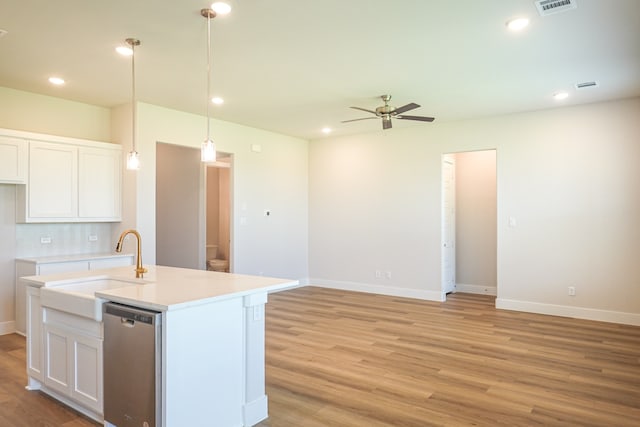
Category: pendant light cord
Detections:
[
  {"x1": 206, "y1": 12, "x2": 212, "y2": 140},
  {"x1": 131, "y1": 41, "x2": 137, "y2": 152}
]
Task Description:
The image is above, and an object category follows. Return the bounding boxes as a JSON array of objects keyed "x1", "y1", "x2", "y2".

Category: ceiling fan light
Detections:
[{"x1": 201, "y1": 139, "x2": 216, "y2": 162}]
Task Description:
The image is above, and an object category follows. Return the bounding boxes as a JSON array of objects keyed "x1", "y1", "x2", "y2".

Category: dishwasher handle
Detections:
[{"x1": 121, "y1": 318, "x2": 136, "y2": 327}]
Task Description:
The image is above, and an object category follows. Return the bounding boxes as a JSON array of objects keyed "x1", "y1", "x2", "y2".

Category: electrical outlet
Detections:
[
  {"x1": 386, "y1": 271, "x2": 392, "y2": 279},
  {"x1": 88, "y1": 234, "x2": 98, "y2": 242},
  {"x1": 568, "y1": 286, "x2": 576, "y2": 296},
  {"x1": 375, "y1": 270, "x2": 382, "y2": 279},
  {"x1": 40, "y1": 236, "x2": 52, "y2": 244}
]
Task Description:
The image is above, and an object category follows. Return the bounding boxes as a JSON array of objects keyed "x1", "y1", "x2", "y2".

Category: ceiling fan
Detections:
[{"x1": 342, "y1": 95, "x2": 435, "y2": 130}]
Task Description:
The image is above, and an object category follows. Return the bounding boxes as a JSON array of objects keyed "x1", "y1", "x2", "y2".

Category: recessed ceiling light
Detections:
[
  {"x1": 553, "y1": 91, "x2": 569, "y2": 100},
  {"x1": 211, "y1": 2, "x2": 231, "y2": 15},
  {"x1": 321, "y1": 127, "x2": 332, "y2": 134},
  {"x1": 211, "y1": 97, "x2": 224, "y2": 105},
  {"x1": 116, "y1": 45, "x2": 133, "y2": 56},
  {"x1": 506, "y1": 17, "x2": 529, "y2": 31},
  {"x1": 48, "y1": 76, "x2": 65, "y2": 85}
]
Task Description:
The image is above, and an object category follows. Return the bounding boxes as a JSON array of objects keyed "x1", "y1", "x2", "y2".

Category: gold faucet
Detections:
[{"x1": 116, "y1": 229, "x2": 147, "y2": 278}]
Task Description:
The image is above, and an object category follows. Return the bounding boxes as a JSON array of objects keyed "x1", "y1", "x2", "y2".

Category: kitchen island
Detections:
[{"x1": 21, "y1": 265, "x2": 299, "y2": 427}]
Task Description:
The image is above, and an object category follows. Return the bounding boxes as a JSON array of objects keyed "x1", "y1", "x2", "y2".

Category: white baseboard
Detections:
[
  {"x1": 243, "y1": 395, "x2": 268, "y2": 426},
  {"x1": 496, "y1": 298, "x2": 640, "y2": 326},
  {"x1": 0, "y1": 320, "x2": 16, "y2": 336},
  {"x1": 310, "y1": 278, "x2": 445, "y2": 302},
  {"x1": 456, "y1": 283, "x2": 497, "y2": 296}
]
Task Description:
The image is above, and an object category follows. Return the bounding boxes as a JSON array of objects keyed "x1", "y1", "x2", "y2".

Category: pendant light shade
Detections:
[
  {"x1": 201, "y1": 138, "x2": 216, "y2": 162},
  {"x1": 126, "y1": 150, "x2": 140, "y2": 170},
  {"x1": 125, "y1": 38, "x2": 141, "y2": 170}
]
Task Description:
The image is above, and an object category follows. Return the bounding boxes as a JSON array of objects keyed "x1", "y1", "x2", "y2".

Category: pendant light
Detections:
[
  {"x1": 200, "y1": 3, "x2": 230, "y2": 163},
  {"x1": 125, "y1": 38, "x2": 141, "y2": 170},
  {"x1": 201, "y1": 8, "x2": 217, "y2": 163}
]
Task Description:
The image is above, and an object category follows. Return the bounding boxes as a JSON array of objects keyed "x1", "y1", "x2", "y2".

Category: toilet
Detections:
[
  {"x1": 206, "y1": 244, "x2": 229, "y2": 272},
  {"x1": 207, "y1": 258, "x2": 229, "y2": 272}
]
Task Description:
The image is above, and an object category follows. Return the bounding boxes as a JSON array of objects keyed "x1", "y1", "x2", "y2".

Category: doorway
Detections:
[
  {"x1": 156, "y1": 143, "x2": 204, "y2": 269},
  {"x1": 155, "y1": 143, "x2": 233, "y2": 271},
  {"x1": 205, "y1": 156, "x2": 232, "y2": 272},
  {"x1": 441, "y1": 150, "x2": 497, "y2": 299}
]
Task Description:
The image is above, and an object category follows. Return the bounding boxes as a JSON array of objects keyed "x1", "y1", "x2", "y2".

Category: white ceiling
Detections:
[{"x1": 1, "y1": 0, "x2": 639, "y2": 140}]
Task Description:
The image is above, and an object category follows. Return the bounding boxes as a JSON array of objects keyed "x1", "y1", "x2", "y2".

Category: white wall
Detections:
[
  {"x1": 455, "y1": 150, "x2": 497, "y2": 292},
  {"x1": 0, "y1": 87, "x2": 111, "y2": 141},
  {"x1": 116, "y1": 102, "x2": 309, "y2": 281},
  {"x1": 309, "y1": 97, "x2": 640, "y2": 324}
]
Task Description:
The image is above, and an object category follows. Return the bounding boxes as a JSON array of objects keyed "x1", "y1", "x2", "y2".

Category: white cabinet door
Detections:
[
  {"x1": 78, "y1": 147, "x2": 122, "y2": 221},
  {"x1": 43, "y1": 315, "x2": 104, "y2": 414},
  {"x1": 72, "y1": 333, "x2": 103, "y2": 413},
  {"x1": 26, "y1": 286, "x2": 43, "y2": 383},
  {"x1": 0, "y1": 136, "x2": 27, "y2": 183},
  {"x1": 27, "y1": 141, "x2": 78, "y2": 219},
  {"x1": 43, "y1": 323, "x2": 72, "y2": 396}
]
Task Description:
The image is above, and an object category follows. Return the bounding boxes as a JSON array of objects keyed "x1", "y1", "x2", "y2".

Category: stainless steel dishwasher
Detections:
[{"x1": 103, "y1": 302, "x2": 162, "y2": 427}]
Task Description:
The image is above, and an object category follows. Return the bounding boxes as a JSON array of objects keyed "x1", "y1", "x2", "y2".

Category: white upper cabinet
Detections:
[
  {"x1": 78, "y1": 147, "x2": 121, "y2": 220},
  {"x1": 0, "y1": 136, "x2": 27, "y2": 183},
  {"x1": 26, "y1": 141, "x2": 79, "y2": 219},
  {"x1": 4, "y1": 128, "x2": 123, "y2": 223}
]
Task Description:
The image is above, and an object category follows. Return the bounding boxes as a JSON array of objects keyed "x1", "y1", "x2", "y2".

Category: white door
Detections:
[{"x1": 441, "y1": 155, "x2": 456, "y2": 295}]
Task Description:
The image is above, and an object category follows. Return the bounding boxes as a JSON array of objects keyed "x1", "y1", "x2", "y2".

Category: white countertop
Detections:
[
  {"x1": 21, "y1": 265, "x2": 299, "y2": 312},
  {"x1": 16, "y1": 252, "x2": 133, "y2": 264}
]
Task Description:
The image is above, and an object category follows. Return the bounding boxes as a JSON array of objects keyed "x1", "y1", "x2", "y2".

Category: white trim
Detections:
[
  {"x1": 266, "y1": 280, "x2": 305, "y2": 294},
  {"x1": 0, "y1": 320, "x2": 15, "y2": 336},
  {"x1": 310, "y1": 279, "x2": 445, "y2": 302},
  {"x1": 0, "y1": 127, "x2": 117, "y2": 150},
  {"x1": 496, "y1": 298, "x2": 640, "y2": 326},
  {"x1": 456, "y1": 283, "x2": 497, "y2": 296},
  {"x1": 243, "y1": 395, "x2": 268, "y2": 426}
]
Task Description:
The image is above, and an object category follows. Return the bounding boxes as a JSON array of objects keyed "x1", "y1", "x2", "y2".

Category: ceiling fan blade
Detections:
[
  {"x1": 382, "y1": 118, "x2": 392, "y2": 130},
  {"x1": 393, "y1": 102, "x2": 420, "y2": 115},
  {"x1": 397, "y1": 115, "x2": 435, "y2": 122},
  {"x1": 341, "y1": 117, "x2": 378, "y2": 123},
  {"x1": 350, "y1": 106, "x2": 378, "y2": 115}
]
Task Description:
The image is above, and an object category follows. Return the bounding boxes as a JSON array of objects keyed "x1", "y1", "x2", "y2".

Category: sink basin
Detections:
[{"x1": 40, "y1": 278, "x2": 139, "y2": 321}]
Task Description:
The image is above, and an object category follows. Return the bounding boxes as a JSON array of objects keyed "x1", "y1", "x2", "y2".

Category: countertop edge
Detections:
[
  {"x1": 95, "y1": 279, "x2": 300, "y2": 312},
  {"x1": 16, "y1": 252, "x2": 134, "y2": 264}
]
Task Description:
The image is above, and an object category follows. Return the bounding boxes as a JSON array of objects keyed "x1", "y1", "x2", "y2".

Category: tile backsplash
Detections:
[{"x1": 16, "y1": 223, "x2": 113, "y2": 258}]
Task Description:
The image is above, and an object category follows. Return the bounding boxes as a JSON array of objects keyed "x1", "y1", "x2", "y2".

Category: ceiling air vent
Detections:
[
  {"x1": 575, "y1": 81, "x2": 599, "y2": 90},
  {"x1": 535, "y1": 0, "x2": 577, "y2": 16}
]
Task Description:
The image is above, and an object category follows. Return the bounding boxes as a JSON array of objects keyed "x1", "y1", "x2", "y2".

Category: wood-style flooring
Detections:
[{"x1": 1, "y1": 287, "x2": 639, "y2": 426}]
